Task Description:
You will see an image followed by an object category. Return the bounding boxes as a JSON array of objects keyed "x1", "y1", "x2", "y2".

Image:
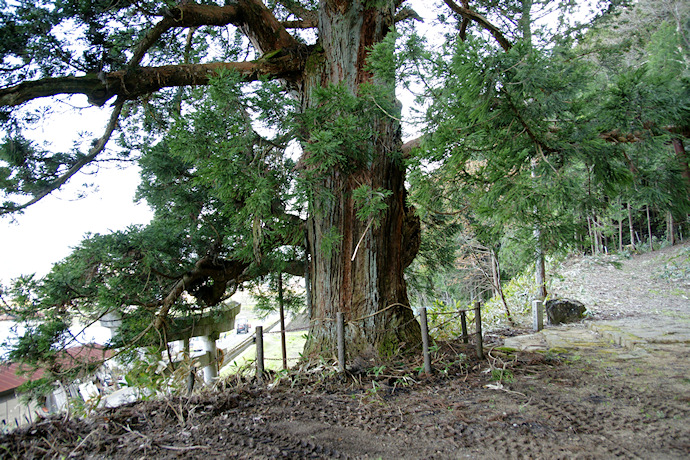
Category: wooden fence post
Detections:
[
  {"x1": 420, "y1": 307, "x2": 432, "y2": 374},
  {"x1": 184, "y1": 337, "x2": 194, "y2": 395},
  {"x1": 256, "y1": 326, "x2": 264, "y2": 380},
  {"x1": 474, "y1": 301, "x2": 484, "y2": 359},
  {"x1": 460, "y1": 310, "x2": 468, "y2": 344},
  {"x1": 278, "y1": 273, "x2": 287, "y2": 370},
  {"x1": 337, "y1": 312, "x2": 345, "y2": 373}
]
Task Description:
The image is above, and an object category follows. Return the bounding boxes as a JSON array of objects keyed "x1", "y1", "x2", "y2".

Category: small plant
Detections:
[
  {"x1": 369, "y1": 365, "x2": 386, "y2": 378},
  {"x1": 271, "y1": 368, "x2": 290, "y2": 388},
  {"x1": 490, "y1": 368, "x2": 514, "y2": 383}
]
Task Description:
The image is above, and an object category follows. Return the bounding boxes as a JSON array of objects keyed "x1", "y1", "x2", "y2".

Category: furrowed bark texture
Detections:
[{"x1": 302, "y1": 0, "x2": 421, "y2": 360}]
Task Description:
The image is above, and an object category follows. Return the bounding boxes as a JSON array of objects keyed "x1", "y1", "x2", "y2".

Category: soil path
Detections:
[{"x1": 1, "y1": 244, "x2": 689, "y2": 459}]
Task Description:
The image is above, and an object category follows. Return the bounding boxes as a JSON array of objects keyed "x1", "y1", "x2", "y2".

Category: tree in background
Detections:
[
  {"x1": 407, "y1": 0, "x2": 689, "y2": 312},
  {"x1": 412, "y1": 0, "x2": 622, "y2": 303},
  {"x1": 590, "y1": 0, "x2": 690, "y2": 249}
]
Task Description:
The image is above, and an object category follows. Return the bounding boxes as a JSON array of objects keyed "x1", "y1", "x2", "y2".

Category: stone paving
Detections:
[{"x1": 502, "y1": 315, "x2": 690, "y2": 357}]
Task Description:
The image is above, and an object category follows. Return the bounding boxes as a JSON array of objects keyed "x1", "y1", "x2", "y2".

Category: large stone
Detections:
[{"x1": 545, "y1": 299, "x2": 587, "y2": 325}]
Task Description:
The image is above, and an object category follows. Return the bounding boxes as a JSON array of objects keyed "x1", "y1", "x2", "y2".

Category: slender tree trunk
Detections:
[
  {"x1": 618, "y1": 198, "x2": 623, "y2": 252},
  {"x1": 672, "y1": 138, "x2": 690, "y2": 196},
  {"x1": 303, "y1": 1, "x2": 421, "y2": 360},
  {"x1": 278, "y1": 272, "x2": 287, "y2": 370},
  {"x1": 667, "y1": 211, "x2": 675, "y2": 245},
  {"x1": 587, "y1": 215, "x2": 596, "y2": 254},
  {"x1": 520, "y1": 0, "x2": 546, "y2": 302},
  {"x1": 627, "y1": 202, "x2": 636, "y2": 250},
  {"x1": 646, "y1": 205, "x2": 654, "y2": 251},
  {"x1": 535, "y1": 241, "x2": 547, "y2": 301},
  {"x1": 491, "y1": 250, "x2": 514, "y2": 326}
]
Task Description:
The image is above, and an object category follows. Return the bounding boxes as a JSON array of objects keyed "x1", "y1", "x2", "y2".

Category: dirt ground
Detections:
[{"x1": 2, "y1": 244, "x2": 689, "y2": 459}]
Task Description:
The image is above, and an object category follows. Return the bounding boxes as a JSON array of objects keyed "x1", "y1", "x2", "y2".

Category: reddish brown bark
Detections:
[
  {"x1": 302, "y1": 1, "x2": 421, "y2": 359},
  {"x1": 0, "y1": 56, "x2": 306, "y2": 107}
]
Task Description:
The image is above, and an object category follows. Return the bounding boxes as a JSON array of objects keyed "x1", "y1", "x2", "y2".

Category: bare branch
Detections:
[
  {"x1": 132, "y1": 1, "x2": 296, "y2": 64},
  {"x1": 276, "y1": 0, "x2": 318, "y2": 25},
  {"x1": 443, "y1": 0, "x2": 512, "y2": 51}
]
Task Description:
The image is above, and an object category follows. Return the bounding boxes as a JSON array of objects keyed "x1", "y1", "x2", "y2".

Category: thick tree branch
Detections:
[
  {"x1": 395, "y1": 6, "x2": 423, "y2": 23},
  {"x1": 230, "y1": 0, "x2": 298, "y2": 54},
  {"x1": 0, "y1": 52, "x2": 306, "y2": 108},
  {"x1": 402, "y1": 136, "x2": 422, "y2": 159},
  {"x1": 133, "y1": 1, "x2": 296, "y2": 64},
  {"x1": 281, "y1": 19, "x2": 317, "y2": 28},
  {"x1": 153, "y1": 254, "x2": 251, "y2": 330},
  {"x1": 153, "y1": 252, "x2": 306, "y2": 330},
  {"x1": 0, "y1": 0, "x2": 300, "y2": 108},
  {"x1": 276, "y1": 0, "x2": 317, "y2": 24},
  {"x1": 151, "y1": 207, "x2": 307, "y2": 329},
  {"x1": 443, "y1": 0, "x2": 512, "y2": 51}
]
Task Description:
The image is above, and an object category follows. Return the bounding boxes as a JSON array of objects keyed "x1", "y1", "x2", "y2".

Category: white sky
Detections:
[{"x1": 0, "y1": 97, "x2": 153, "y2": 285}]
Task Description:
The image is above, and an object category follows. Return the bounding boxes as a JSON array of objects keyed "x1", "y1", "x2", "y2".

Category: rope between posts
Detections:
[
  {"x1": 265, "y1": 326, "x2": 310, "y2": 334},
  {"x1": 305, "y1": 304, "x2": 479, "y2": 339},
  {"x1": 308, "y1": 302, "x2": 415, "y2": 326},
  {"x1": 431, "y1": 308, "x2": 477, "y2": 316},
  {"x1": 251, "y1": 303, "x2": 484, "y2": 378},
  {"x1": 349, "y1": 303, "x2": 409, "y2": 322}
]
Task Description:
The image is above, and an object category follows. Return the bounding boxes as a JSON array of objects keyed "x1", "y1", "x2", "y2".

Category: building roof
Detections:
[
  {"x1": 0, "y1": 344, "x2": 113, "y2": 394},
  {"x1": 0, "y1": 362, "x2": 44, "y2": 394}
]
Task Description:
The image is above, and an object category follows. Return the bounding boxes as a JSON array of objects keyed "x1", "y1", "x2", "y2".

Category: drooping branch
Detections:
[
  {"x1": 443, "y1": 0, "x2": 512, "y2": 51},
  {"x1": 0, "y1": 52, "x2": 307, "y2": 108},
  {"x1": 0, "y1": 99, "x2": 124, "y2": 215},
  {"x1": 153, "y1": 254, "x2": 250, "y2": 330},
  {"x1": 153, "y1": 252, "x2": 306, "y2": 331}
]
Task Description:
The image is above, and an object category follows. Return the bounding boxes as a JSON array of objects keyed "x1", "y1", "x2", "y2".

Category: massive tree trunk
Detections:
[
  {"x1": 0, "y1": 0, "x2": 424, "y2": 363},
  {"x1": 302, "y1": 1, "x2": 421, "y2": 360}
]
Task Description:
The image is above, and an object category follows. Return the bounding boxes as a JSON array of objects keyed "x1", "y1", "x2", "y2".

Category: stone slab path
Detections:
[{"x1": 503, "y1": 316, "x2": 690, "y2": 358}]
